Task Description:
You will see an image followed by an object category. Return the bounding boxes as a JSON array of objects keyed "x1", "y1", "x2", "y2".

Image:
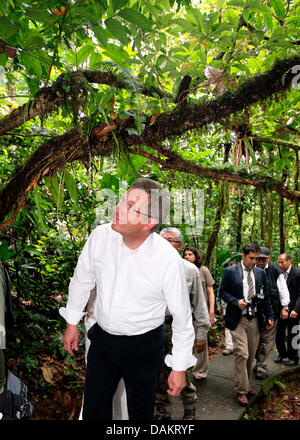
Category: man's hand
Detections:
[
  {"x1": 209, "y1": 312, "x2": 216, "y2": 325},
  {"x1": 167, "y1": 370, "x2": 186, "y2": 397},
  {"x1": 266, "y1": 319, "x2": 274, "y2": 330},
  {"x1": 217, "y1": 306, "x2": 223, "y2": 314},
  {"x1": 290, "y1": 310, "x2": 298, "y2": 319},
  {"x1": 280, "y1": 308, "x2": 289, "y2": 320},
  {"x1": 63, "y1": 324, "x2": 79, "y2": 356},
  {"x1": 195, "y1": 339, "x2": 206, "y2": 353},
  {"x1": 238, "y1": 299, "x2": 248, "y2": 310}
]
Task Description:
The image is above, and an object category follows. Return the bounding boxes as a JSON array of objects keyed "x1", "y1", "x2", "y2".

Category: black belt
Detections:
[{"x1": 165, "y1": 316, "x2": 173, "y2": 324}]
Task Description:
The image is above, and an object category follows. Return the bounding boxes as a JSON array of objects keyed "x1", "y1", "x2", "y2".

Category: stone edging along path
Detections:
[{"x1": 239, "y1": 365, "x2": 300, "y2": 420}]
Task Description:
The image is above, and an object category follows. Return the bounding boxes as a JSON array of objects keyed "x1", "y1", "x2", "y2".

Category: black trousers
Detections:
[
  {"x1": 276, "y1": 316, "x2": 299, "y2": 362},
  {"x1": 82, "y1": 323, "x2": 165, "y2": 420}
]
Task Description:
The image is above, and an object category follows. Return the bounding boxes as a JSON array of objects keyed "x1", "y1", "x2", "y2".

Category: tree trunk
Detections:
[
  {"x1": 295, "y1": 150, "x2": 300, "y2": 225},
  {"x1": 279, "y1": 195, "x2": 285, "y2": 253},
  {"x1": 260, "y1": 193, "x2": 265, "y2": 242},
  {"x1": 204, "y1": 146, "x2": 230, "y2": 267},
  {"x1": 204, "y1": 184, "x2": 225, "y2": 268},
  {"x1": 265, "y1": 194, "x2": 273, "y2": 249},
  {"x1": 236, "y1": 198, "x2": 243, "y2": 251}
]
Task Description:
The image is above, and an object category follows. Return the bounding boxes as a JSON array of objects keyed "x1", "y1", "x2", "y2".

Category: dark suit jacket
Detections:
[
  {"x1": 286, "y1": 266, "x2": 300, "y2": 314},
  {"x1": 219, "y1": 263, "x2": 274, "y2": 331}
]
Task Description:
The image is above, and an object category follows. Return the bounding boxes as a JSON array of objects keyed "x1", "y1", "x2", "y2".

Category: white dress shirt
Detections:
[
  {"x1": 267, "y1": 263, "x2": 290, "y2": 306},
  {"x1": 59, "y1": 223, "x2": 196, "y2": 371},
  {"x1": 241, "y1": 263, "x2": 256, "y2": 315}
]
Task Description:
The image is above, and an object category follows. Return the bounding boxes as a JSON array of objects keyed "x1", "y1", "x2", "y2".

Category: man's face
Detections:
[
  {"x1": 161, "y1": 232, "x2": 182, "y2": 252},
  {"x1": 256, "y1": 256, "x2": 270, "y2": 269},
  {"x1": 242, "y1": 251, "x2": 259, "y2": 270},
  {"x1": 111, "y1": 188, "x2": 155, "y2": 236},
  {"x1": 278, "y1": 256, "x2": 291, "y2": 271}
]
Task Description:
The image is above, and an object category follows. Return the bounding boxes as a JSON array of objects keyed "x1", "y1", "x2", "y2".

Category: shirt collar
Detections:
[
  {"x1": 241, "y1": 262, "x2": 252, "y2": 272},
  {"x1": 120, "y1": 230, "x2": 155, "y2": 256}
]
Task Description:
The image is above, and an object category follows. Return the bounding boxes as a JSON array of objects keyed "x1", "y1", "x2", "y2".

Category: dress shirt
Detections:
[
  {"x1": 283, "y1": 266, "x2": 292, "y2": 279},
  {"x1": 59, "y1": 223, "x2": 196, "y2": 371},
  {"x1": 241, "y1": 263, "x2": 256, "y2": 315},
  {"x1": 265, "y1": 263, "x2": 290, "y2": 306}
]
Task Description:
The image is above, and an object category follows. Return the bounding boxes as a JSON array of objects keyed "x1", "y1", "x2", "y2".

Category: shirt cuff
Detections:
[
  {"x1": 164, "y1": 353, "x2": 197, "y2": 371},
  {"x1": 0, "y1": 325, "x2": 6, "y2": 349},
  {"x1": 195, "y1": 328, "x2": 209, "y2": 340},
  {"x1": 59, "y1": 307, "x2": 86, "y2": 325}
]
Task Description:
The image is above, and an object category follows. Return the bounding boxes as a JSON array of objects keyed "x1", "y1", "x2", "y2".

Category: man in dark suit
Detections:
[
  {"x1": 219, "y1": 243, "x2": 274, "y2": 407},
  {"x1": 276, "y1": 254, "x2": 300, "y2": 366}
]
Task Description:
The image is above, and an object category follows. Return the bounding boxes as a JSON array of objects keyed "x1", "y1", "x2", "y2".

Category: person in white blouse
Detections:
[{"x1": 60, "y1": 178, "x2": 196, "y2": 420}]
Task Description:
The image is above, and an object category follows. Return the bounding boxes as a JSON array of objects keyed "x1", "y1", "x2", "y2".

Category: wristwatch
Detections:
[{"x1": 284, "y1": 308, "x2": 289, "y2": 312}]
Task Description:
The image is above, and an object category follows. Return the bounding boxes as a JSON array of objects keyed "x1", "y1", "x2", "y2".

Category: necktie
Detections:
[
  {"x1": 246, "y1": 269, "x2": 254, "y2": 300},
  {"x1": 283, "y1": 271, "x2": 288, "y2": 281}
]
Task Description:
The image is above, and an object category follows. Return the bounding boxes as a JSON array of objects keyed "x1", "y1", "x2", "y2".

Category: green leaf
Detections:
[
  {"x1": 156, "y1": 54, "x2": 167, "y2": 67},
  {"x1": 24, "y1": 35, "x2": 45, "y2": 50},
  {"x1": 263, "y1": 13, "x2": 273, "y2": 31},
  {"x1": 105, "y1": 18, "x2": 130, "y2": 45},
  {"x1": 227, "y1": 0, "x2": 245, "y2": 6},
  {"x1": 93, "y1": 26, "x2": 107, "y2": 47},
  {"x1": 21, "y1": 53, "x2": 42, "y2": 77},
  {"x1": 0, "y1": 53, "x2": 7, "y2": 66},
  {"x1": 247, "y1": 0, "x2": 272, "y2": 15},
  {"x1": 64, "y1": 170, "x2": 79, "y2": 204},
  {"x1": 216, "y1": 0, "x2": 226, "y2": 10},
  {"x1": 172, "y1": 18, "x2": 196, "y2": 33},
  {"x1": 69, "y1": 8, "x2": 99, "y2": 25},
  {"x1": 75, "y1": 45, "x2": 94, "y2": 65},
  {"x1": 89, "y1": 51, "x2": 102, "y2": 69},
  {"x1": 118, "y1": 8, "x2": 152, "y2": 32},
  {"x1": 0, "y1": 16, "x2": 19, "y2": 39},
  {"x1": 0, "y1": 242, "x2": 16, "y2": 262},
  {"x1": 103, "y1": 43, "x2": 129, "y2": 64},
  {"x1": 46, "y1": 174, "x2": 62, "y2": 211},
  {"x1": 34, "y1": 188, "x2": 46, "y2": 230},
  {"x1": 244, "y1": 138, "x2": 257, "y2": 165},
  {"x1": 101, "y1": 173, "x2": 120, "y2": 189},
  {"x1": 25, "y1": 8, "x2": 54, "y2": 25},
  {"x1": 269, "y1": 0, "x2": 286, "y2": 20},
  {"x1": 112, "y1": 0, "x2": 128, "y2": 11}
]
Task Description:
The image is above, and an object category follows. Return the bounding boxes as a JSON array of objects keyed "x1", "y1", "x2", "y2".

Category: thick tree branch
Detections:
[
  {"x1": 129, "y1": 146, "x2": 299, "y2": 202},
  {"x1": 1, "y1": 56, "x2": 300, "y2": 228},
  {"x1": 252, "y1": 136, "x2": 300, "y2": 151},
  {"x1": 0, "y1": 70, "x2": 171, "y2": 135}
]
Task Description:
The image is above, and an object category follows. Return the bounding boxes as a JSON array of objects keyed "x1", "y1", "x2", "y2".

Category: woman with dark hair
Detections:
[
  {"x1": 183, "y1": 246, "x2": 215, "y2": 381},
  {"x1": 182, "y1": 246, "x2": 202, "y2": 268}
]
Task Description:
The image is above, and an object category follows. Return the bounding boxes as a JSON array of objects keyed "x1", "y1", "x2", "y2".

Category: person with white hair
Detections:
[{"x1": 154, "y1": 227, "x2": 210, "y2": 420}]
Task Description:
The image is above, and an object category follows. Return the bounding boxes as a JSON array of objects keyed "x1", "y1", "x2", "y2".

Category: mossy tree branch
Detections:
[{"x1": 1, "y1": 56, "x2": 300, "y2": 229}]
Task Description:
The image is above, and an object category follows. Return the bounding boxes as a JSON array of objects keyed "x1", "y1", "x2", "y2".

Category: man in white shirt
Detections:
[
  {"x1": 60, "y1": 178, "x2": 196, "y2": 420},
  {"x1": 254, "y1": 247, "x2": 290, "y2": 379}
]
